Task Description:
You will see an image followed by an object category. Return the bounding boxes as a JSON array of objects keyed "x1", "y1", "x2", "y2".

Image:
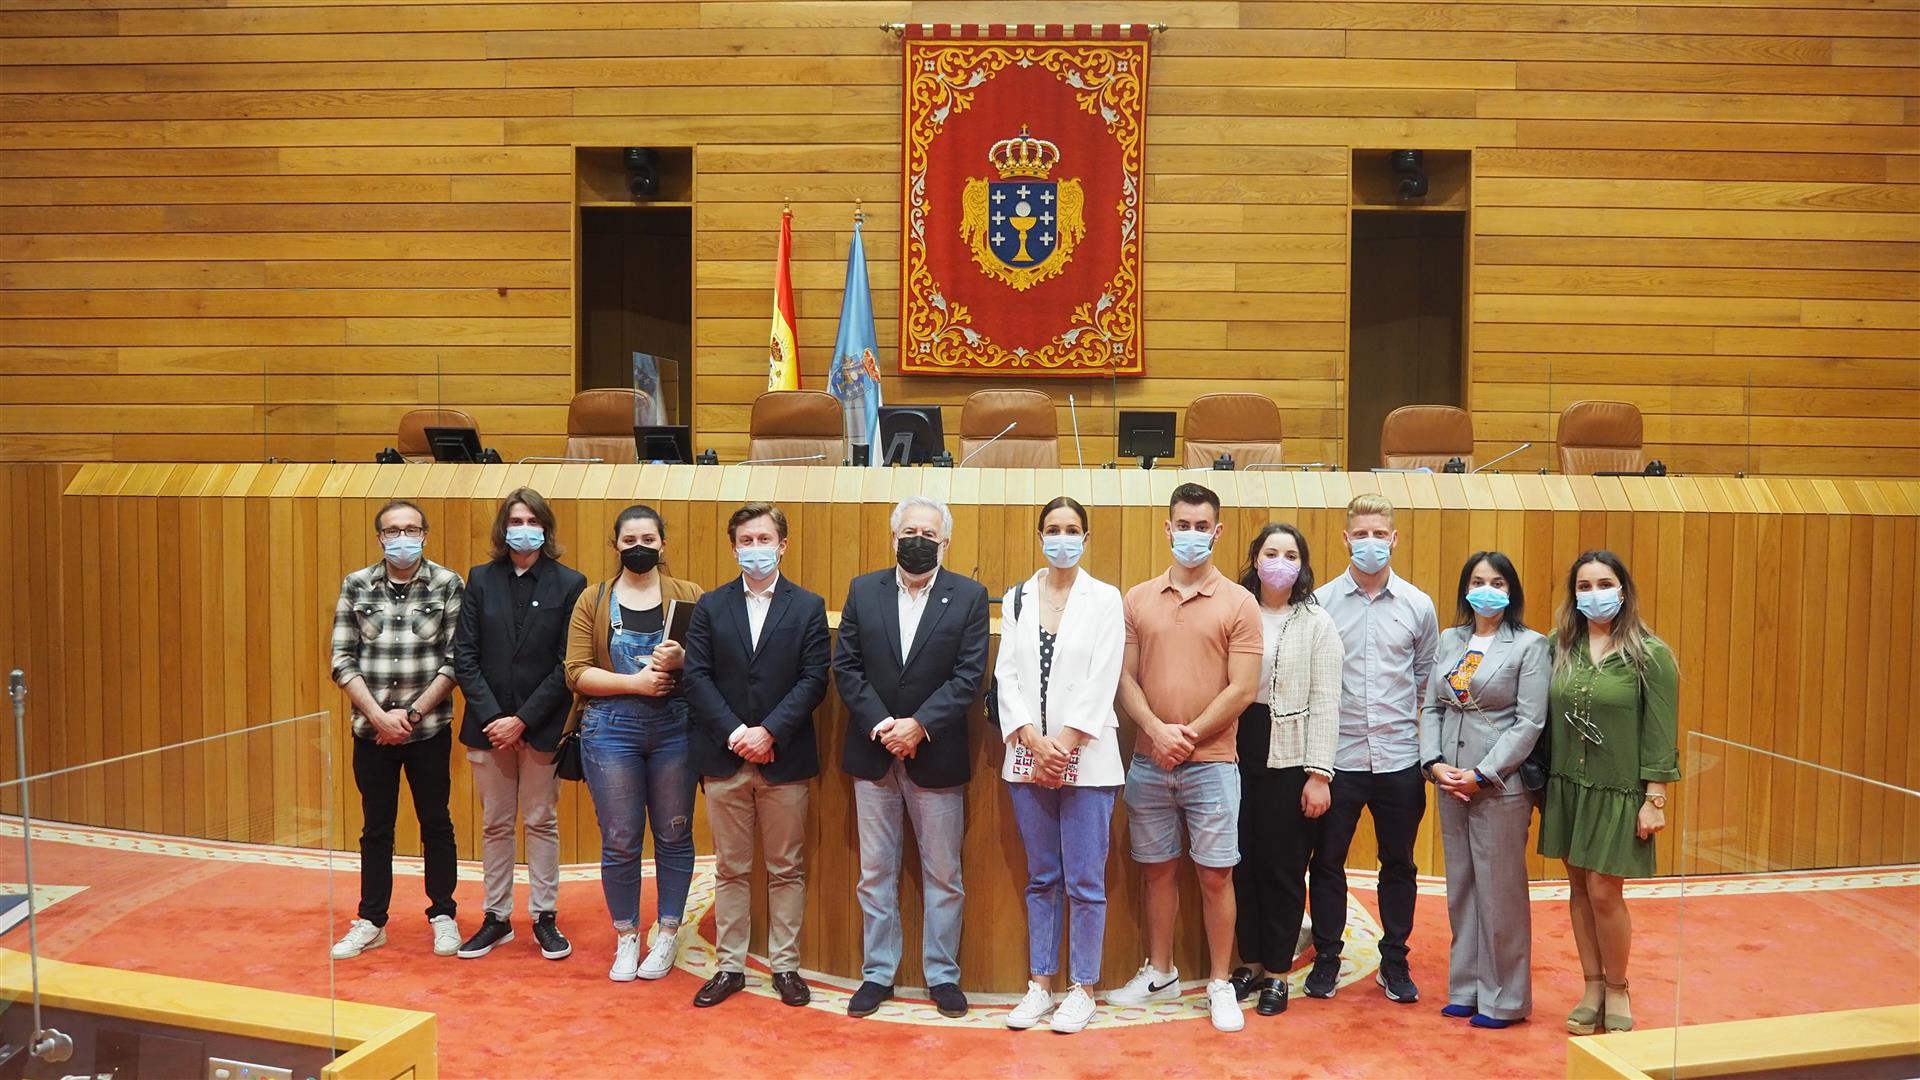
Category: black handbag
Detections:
[{"x1": 553, "y1": 581, "x2": 607, "y2": 783}]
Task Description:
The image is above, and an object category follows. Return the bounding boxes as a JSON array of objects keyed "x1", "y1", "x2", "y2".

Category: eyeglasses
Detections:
[
  {"x1": 1563, "y1": 710, "x2": 1605, "y2": 746},
  {"x1": 378, "y1": 526, "x2": 426, "y2": 540}
]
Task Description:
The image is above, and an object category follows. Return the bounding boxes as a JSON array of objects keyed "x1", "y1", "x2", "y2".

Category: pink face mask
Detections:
[{"x1": 1257, "y1": 555, "x2": 1301, "y2": 592}]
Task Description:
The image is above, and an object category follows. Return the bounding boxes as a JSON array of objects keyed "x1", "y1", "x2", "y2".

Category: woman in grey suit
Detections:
[{"x1": 1419, "y1": 551, "x2": 1549, "y2": 1029}]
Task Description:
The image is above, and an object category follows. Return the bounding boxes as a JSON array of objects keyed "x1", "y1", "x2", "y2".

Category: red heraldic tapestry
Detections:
[{"x1": 900, "y1": 24, "x2": 1150, "y2": 377}]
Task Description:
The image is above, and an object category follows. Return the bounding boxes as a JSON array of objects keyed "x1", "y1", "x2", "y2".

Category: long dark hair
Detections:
[
  {"x1": 490, "y1": 487, "x2": 564, "y2": 562},
  {"x1": 1238, "y1": 522, "x2": 1315, "y2": 607},
  {"x1": 611, "y1": 503, "x2": 668, "y2": 576},
  {"x1": 1453, "y1": 550, "x2": 1525, "y2": 632}
]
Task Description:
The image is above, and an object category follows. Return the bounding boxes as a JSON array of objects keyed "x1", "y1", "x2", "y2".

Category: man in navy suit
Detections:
[
  {"x1": 832, "y1": 495, "x2": 990, "y2": 1020},
  {"x1": 682, "y1": 502, "x2": 830, "y2": 1009}
]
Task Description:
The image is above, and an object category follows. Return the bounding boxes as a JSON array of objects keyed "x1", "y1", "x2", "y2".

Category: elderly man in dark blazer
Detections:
[
  {"x1": 682, "y1": 502, "x2": 830, "y2": 1010},
  {"x1": 832, "y1": 494, "x2": 990, "y2": 1021}
]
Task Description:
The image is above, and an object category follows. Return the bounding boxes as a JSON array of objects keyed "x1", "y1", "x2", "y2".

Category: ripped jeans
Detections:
[{"x1": 581, "y1": 700, "x2": 695, "y2": 931}]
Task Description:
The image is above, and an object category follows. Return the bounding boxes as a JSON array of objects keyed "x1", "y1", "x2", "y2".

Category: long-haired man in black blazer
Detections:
[
  {"x1": 832, "y1": 494, "x2": 990, "y2": 1020},
  {"x1": 451, "y1": 487, "x2": 587, "y2": 962},
  {"x1": 682, "y1": 502, "x2": 830, "y2": 1009}
]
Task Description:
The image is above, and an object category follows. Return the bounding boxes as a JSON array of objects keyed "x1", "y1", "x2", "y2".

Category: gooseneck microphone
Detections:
[
  {"x1": 957, "y1": 422, "x2": 1018, "y2": 467},
  {"x1": 1471, "y1": 442, "x2": 1533, "y2": 474},
  {"x1": 736, "y1": 453, "x2": 830, "y2": 466},
  {"x1": 1068, "y1": 394, "x2": 1085, "y2": 468}
]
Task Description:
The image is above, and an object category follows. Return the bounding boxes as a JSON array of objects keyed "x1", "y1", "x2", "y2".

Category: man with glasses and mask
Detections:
[
  {"x1": 329, "y1": 499, "x2": 466, "y2": 960},
  {"x1": 832, "y1": 495, "x2": 989, "y2": 1021}
]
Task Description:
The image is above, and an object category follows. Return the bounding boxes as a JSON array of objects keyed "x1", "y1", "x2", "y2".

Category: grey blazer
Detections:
[{"x1": 1418, "y1": 623, "x2": 1550, "y2": 797}]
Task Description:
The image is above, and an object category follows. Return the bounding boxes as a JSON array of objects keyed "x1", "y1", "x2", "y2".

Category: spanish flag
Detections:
[{"x1": 767, "y1": 207, "x2": 800, "y2": 391}]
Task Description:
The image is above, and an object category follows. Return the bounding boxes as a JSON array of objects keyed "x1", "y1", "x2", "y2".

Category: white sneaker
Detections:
[
  {"x1": 1005, "y1": 981, "x2": 1056, "y2": 1030},
  {"x1": 636, "y1": 924, "x2": 679, "y2": 980},
  {"x1": 1049, "y1": 984, "x2": 1096, "y2": 1033},
  {"x1": 429, "y1": 914, "x2": 460, "y2": 957},
  {"x1": 1207, "y1": 979, "x2": 1245, "y2": 1032},
  {"x1": 609, "y1": 931, "x2": 642, "y2": 982},
  {"x1": 331, "y1": 918, "x2": 385, "y2": 960},
  {"x1": 1105, "y1": 960, "x2": 1180, "y2": 1006}
]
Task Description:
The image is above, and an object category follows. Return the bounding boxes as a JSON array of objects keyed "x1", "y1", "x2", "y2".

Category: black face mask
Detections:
[
  {"x1": 620, "y1": 543, "x2": 660, "y2": 575},
  {"x1": 896, "y1": 535, "x2": 940, "y2": 575}
]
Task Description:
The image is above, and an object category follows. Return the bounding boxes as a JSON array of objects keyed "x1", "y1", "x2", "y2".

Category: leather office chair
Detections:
[
  {"x1": 958, "y1": 389, "x2": 1059, "y2": 467},
  {"x1": 396, "y1": 408, "x2": 480, "y2": 464},
  {"x1": 1380, "y1": 405, "x2": 1475, "y2": 471},
  {"x1": 1182, "y1": 392, "x2": 1283, "y2": 469},
  {"x1": 1558, "y1": 400, "x2": 1645, "y2": 475},
  {"x1": 565, "y1": 388, "x2": 649, "y2": 463},
  {"x1": 748, "y1": 390, "x2": 843, "y2": 465}
]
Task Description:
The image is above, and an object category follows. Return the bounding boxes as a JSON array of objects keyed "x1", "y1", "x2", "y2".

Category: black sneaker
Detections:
[
  {"x1": 1303, "y1": 952, "x2": 1341, "y2": 999},
  {"x1": 455, "y1": 914, "x2": 512, "y2": 959},
  {"x1": 929, "y1": 982, "x2": 968, "y2": 1018},
  {"x1": 1377, "y1": 962, "x2": 1419, "y2": 1003},
  {"x1": 532, "y1": 912, "x2": 571, "y2": 960},
  {"x1": 847, "y1": 980, "x2": 893, "y2": 1018}
]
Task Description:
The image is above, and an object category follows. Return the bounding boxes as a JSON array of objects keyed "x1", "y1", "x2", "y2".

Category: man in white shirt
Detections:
[
  {"x1": 831, "y1": 495, "x2": 991, "y2": 1021},
  {"x1": 682, "y1": 502, "x2": 831, "y2": 1009},
  {"x1": 1308, "y1": 494, "x2": 1439, "y2": 1005}
]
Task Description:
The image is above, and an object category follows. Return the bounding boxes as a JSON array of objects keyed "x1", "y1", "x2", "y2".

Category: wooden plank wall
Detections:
[
  {"x1": 5, "y1": 461, "x2": 1917, "y2": 889},
  {"x1": 0, "y1": 1, "x2": 1915, "y2": 473}
]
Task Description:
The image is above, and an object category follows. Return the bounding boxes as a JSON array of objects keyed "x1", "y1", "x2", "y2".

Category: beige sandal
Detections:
[
  {"x1": 1565, "y1": 976, "x2": 1606, "y2": 1035},
  {"x1": 1604, "y1": 980, "x2": 1633, "y2": 1032}
]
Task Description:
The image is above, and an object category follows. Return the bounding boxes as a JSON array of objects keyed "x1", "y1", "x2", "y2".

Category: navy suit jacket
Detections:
[
  {"x1": 832, "y1": 567, "x2": 990, "y2": 789},
  {"x1": 682, "y1": 574, "x2": 831, "y2": 784}
]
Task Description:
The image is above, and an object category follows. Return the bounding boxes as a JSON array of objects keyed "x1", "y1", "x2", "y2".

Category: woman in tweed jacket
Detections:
[{"x1": 1228, "y1": 522, "x2": 1344, "y2": 1017}]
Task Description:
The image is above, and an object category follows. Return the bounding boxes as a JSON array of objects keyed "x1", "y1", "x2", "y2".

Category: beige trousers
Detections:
[
  {"x1": 467, "y1": 745, "x2": 560, "y2": 919},
  {"x1": 706, "y1": 763, "x2": 810, "y2": 974}
]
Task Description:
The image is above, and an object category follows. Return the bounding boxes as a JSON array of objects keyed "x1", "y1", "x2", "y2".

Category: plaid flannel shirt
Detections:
[{"x1": 330, "y1": 558, "x2": 464, "y2": 742}]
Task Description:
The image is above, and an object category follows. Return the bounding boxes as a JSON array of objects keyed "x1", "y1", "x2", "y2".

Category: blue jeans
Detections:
[
  {"x1": 581, "y1": 702, "x2": 695, "y2": 931},
  {"x1": 854, "y1": 759, "x2": 965, "y2": 987},
  {"x1": 1009, "y1": 782, "x2": 1117, "y2": 987}
]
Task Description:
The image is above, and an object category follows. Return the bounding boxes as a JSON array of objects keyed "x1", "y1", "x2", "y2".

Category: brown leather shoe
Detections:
[
  {"x1": 693, "y1": 970, "x2": 746, "y2": 1008},
  {"x1": 772, "y1": 970, "x2": 811, "y2": 1007}
]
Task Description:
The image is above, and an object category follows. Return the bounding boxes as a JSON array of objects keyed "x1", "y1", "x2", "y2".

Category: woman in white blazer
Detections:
[
  {"x1": 995, "y1": 496, "x2": 1126, "y2": 1036},
  {"x1": 1228, "y1": 522, "x2": 1344, "y2": 1018},
  {"x1": 1418, "y1": 550, "x2": 1550, "y2": 1029}
]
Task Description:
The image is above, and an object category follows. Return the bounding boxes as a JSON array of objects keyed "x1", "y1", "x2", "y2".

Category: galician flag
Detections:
[
  {"x1": 767, "y1": 207, "x2": 800, "y2": 391},
  {"x1": 828, "y1": 211, "x2": 884, "y2": 463}
]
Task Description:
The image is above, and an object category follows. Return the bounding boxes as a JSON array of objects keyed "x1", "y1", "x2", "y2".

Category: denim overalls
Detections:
[{"x1": 580, "y1": 593, "x2": 695, "y2": 931}]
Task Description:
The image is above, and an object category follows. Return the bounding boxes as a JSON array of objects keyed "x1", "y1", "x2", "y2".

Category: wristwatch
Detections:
[
  {"x1": 406, "y1": 708, "x2": 423, "y2": 727},
  {"x1": 1645, "y1": 792, "x2": 1667, "y2": 809}
]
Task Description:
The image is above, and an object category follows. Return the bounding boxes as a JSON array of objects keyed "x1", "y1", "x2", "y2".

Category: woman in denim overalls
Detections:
[{"x1": 564, "y1": 504, "x2": 704, "y2": 982}]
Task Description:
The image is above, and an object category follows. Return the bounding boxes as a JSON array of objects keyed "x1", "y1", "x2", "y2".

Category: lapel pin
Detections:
[
  {"x1": 941, "y1": 597, "x2": 949, "y2": 604},
  {"x1": 532, "y1": 600, "x2": 540, "y2": 607}
]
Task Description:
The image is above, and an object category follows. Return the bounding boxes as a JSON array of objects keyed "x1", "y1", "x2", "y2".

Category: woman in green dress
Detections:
[{"x1": 1538, "y1": 550, "x2": 1679, "y2": 1037}]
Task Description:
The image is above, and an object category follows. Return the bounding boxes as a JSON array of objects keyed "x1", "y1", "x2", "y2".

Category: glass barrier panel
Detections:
[{"x1": 0, "y1": 712, "x2": 339, "y2": 1080}]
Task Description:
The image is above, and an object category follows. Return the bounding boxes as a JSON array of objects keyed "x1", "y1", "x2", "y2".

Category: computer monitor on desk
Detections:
[
  {"x1": 424, "y1": 426, "x2": 485, "y2": 463},
  {"x1": 1117, "y1": 410, "x2": 1176, "y2": 469},
  {"x1": 878, "y1": 405, "x2": 945, "y2": 466},
  {"x1": 633, "y1": 424, "x2": 693, "y2": 464}
]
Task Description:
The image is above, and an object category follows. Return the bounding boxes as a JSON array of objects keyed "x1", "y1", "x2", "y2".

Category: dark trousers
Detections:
[
  {"x1": 1310, "y1": 764, "x2": 1425, "y2": 964},
  {"x1": 1233, "y1": 706, "x2": 1320, "y2": 971},
  {"x1": 352, "y1": 727, "x2": 458, "y2": 927}
]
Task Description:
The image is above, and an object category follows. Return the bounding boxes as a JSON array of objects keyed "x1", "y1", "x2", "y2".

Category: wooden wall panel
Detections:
[{"x1": 0, "y1": 1, "x2": 1914, "y2": 473}]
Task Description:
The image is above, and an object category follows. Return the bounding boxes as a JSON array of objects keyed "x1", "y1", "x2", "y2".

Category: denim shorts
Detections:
[{"x1": 1124, "y1": 754, "x2": 1241, "y2": 868}]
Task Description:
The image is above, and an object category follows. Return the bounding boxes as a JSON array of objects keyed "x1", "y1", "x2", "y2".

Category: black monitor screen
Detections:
[
  {"x1": 1117, "y1": 410, "x2": 1177, "y2": 460},
  {"x1": 423, "y1": 426, "x2": 483, "y2": 463},
  {"x1": 633, "y1": 425, "x2": 693, "y2": 464},
  {"x1": 877, "y1": 406, "x2": 946, "y2": 466}
]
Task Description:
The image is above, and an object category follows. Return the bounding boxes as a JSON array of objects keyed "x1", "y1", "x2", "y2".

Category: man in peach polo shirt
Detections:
[{"x1": 1106, "y1": 482, "x2": 1263, "y2": 1032}]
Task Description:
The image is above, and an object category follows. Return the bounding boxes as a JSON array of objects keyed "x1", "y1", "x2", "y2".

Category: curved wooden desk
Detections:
[{"x1": 5, "y1": 462, "x2": 1915, "y2": 992}]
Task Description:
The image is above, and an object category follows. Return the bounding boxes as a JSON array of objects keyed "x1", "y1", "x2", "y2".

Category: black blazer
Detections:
[
  {"x1": 682, "y1": 574, "x2": 831, "y2": 784},
  {"x1": 833, "y1": 568, "x2": 990, "y2": 789},
  {"x1": 452, "y1": 556, "x2": 588, "y2": 753}
]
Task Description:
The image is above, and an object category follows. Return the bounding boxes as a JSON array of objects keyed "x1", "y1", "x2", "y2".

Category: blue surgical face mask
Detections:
[
  {"x1": 1041, "y1": 534, "x2": 1085, "y2": 570},
  {"x1": 382, "y1": 535, "x2": 423, "y2": 568},
  {"x1": 504, "y1": 525, "x2": 545, "y2": 554},
  {"x1": 1170, "y1": 529, "x2": 1214, "y2": 569},
  {"x1": 1350, "y1": 536, "x2": 1392, "y2": 574},
  {"x1": 1466, "y1": 585, "x2": 1510, "y2": 619},
  {"x1": 1577, "y1": 587, "x2": 1623, "y2": 623},
  {"x1": 736, "y1": 544, "x2": 779, "y2": 579}
]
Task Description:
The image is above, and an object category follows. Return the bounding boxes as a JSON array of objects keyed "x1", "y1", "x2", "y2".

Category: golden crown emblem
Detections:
[{"x1": 988, "y1": 125, "x2": 1060, "y2": 180}]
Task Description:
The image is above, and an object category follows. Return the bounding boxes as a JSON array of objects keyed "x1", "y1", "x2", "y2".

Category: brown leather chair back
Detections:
[
  {"x1": 1182, "y1": 393, "x2": 1283, "y2": 469},
  {"x1": 396, "y1": 408, "x2": 480, "y2": 463},
  {"x1": 748, "y1": 390, "x2": 843, "y2": 465},
  {"x1": 959, "y1": 389, "x2": 1058, "y2": 468},
  {"x1": 1380, "y1": 405, "x2": 1475, "y2": 471},
  {"x1": 565, "y1": 388, "x2": 649, "y2": 463},
  {"x1": 1558, "y1": 400, "x2": 1644, "y2": 475}
]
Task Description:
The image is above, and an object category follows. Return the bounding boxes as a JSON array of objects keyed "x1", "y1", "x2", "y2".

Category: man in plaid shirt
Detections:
[{"x1": 328, "y1": 498, "x2": 466, "y2": 960}]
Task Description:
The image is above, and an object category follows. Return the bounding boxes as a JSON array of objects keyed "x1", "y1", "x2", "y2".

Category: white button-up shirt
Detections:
[
  {"x1": 1313, "y1": 568, "x2": 1439, "y2": 773},
  {"x1": 896, "y1": 566, "x2": 938, "y2": 659},
  {"x1": 743, "y1": 572, "x2": 778, "y2": 650}
]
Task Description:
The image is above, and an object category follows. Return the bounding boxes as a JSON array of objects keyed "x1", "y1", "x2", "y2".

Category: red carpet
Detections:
[{"x1": 7, "y1": 822, "x2": 1917, "y2": 1079}]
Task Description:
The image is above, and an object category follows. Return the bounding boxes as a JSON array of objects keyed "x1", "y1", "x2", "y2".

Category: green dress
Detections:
[{"x1": 1537, "y1": 636, "x2": 1681, "y2": 878}]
